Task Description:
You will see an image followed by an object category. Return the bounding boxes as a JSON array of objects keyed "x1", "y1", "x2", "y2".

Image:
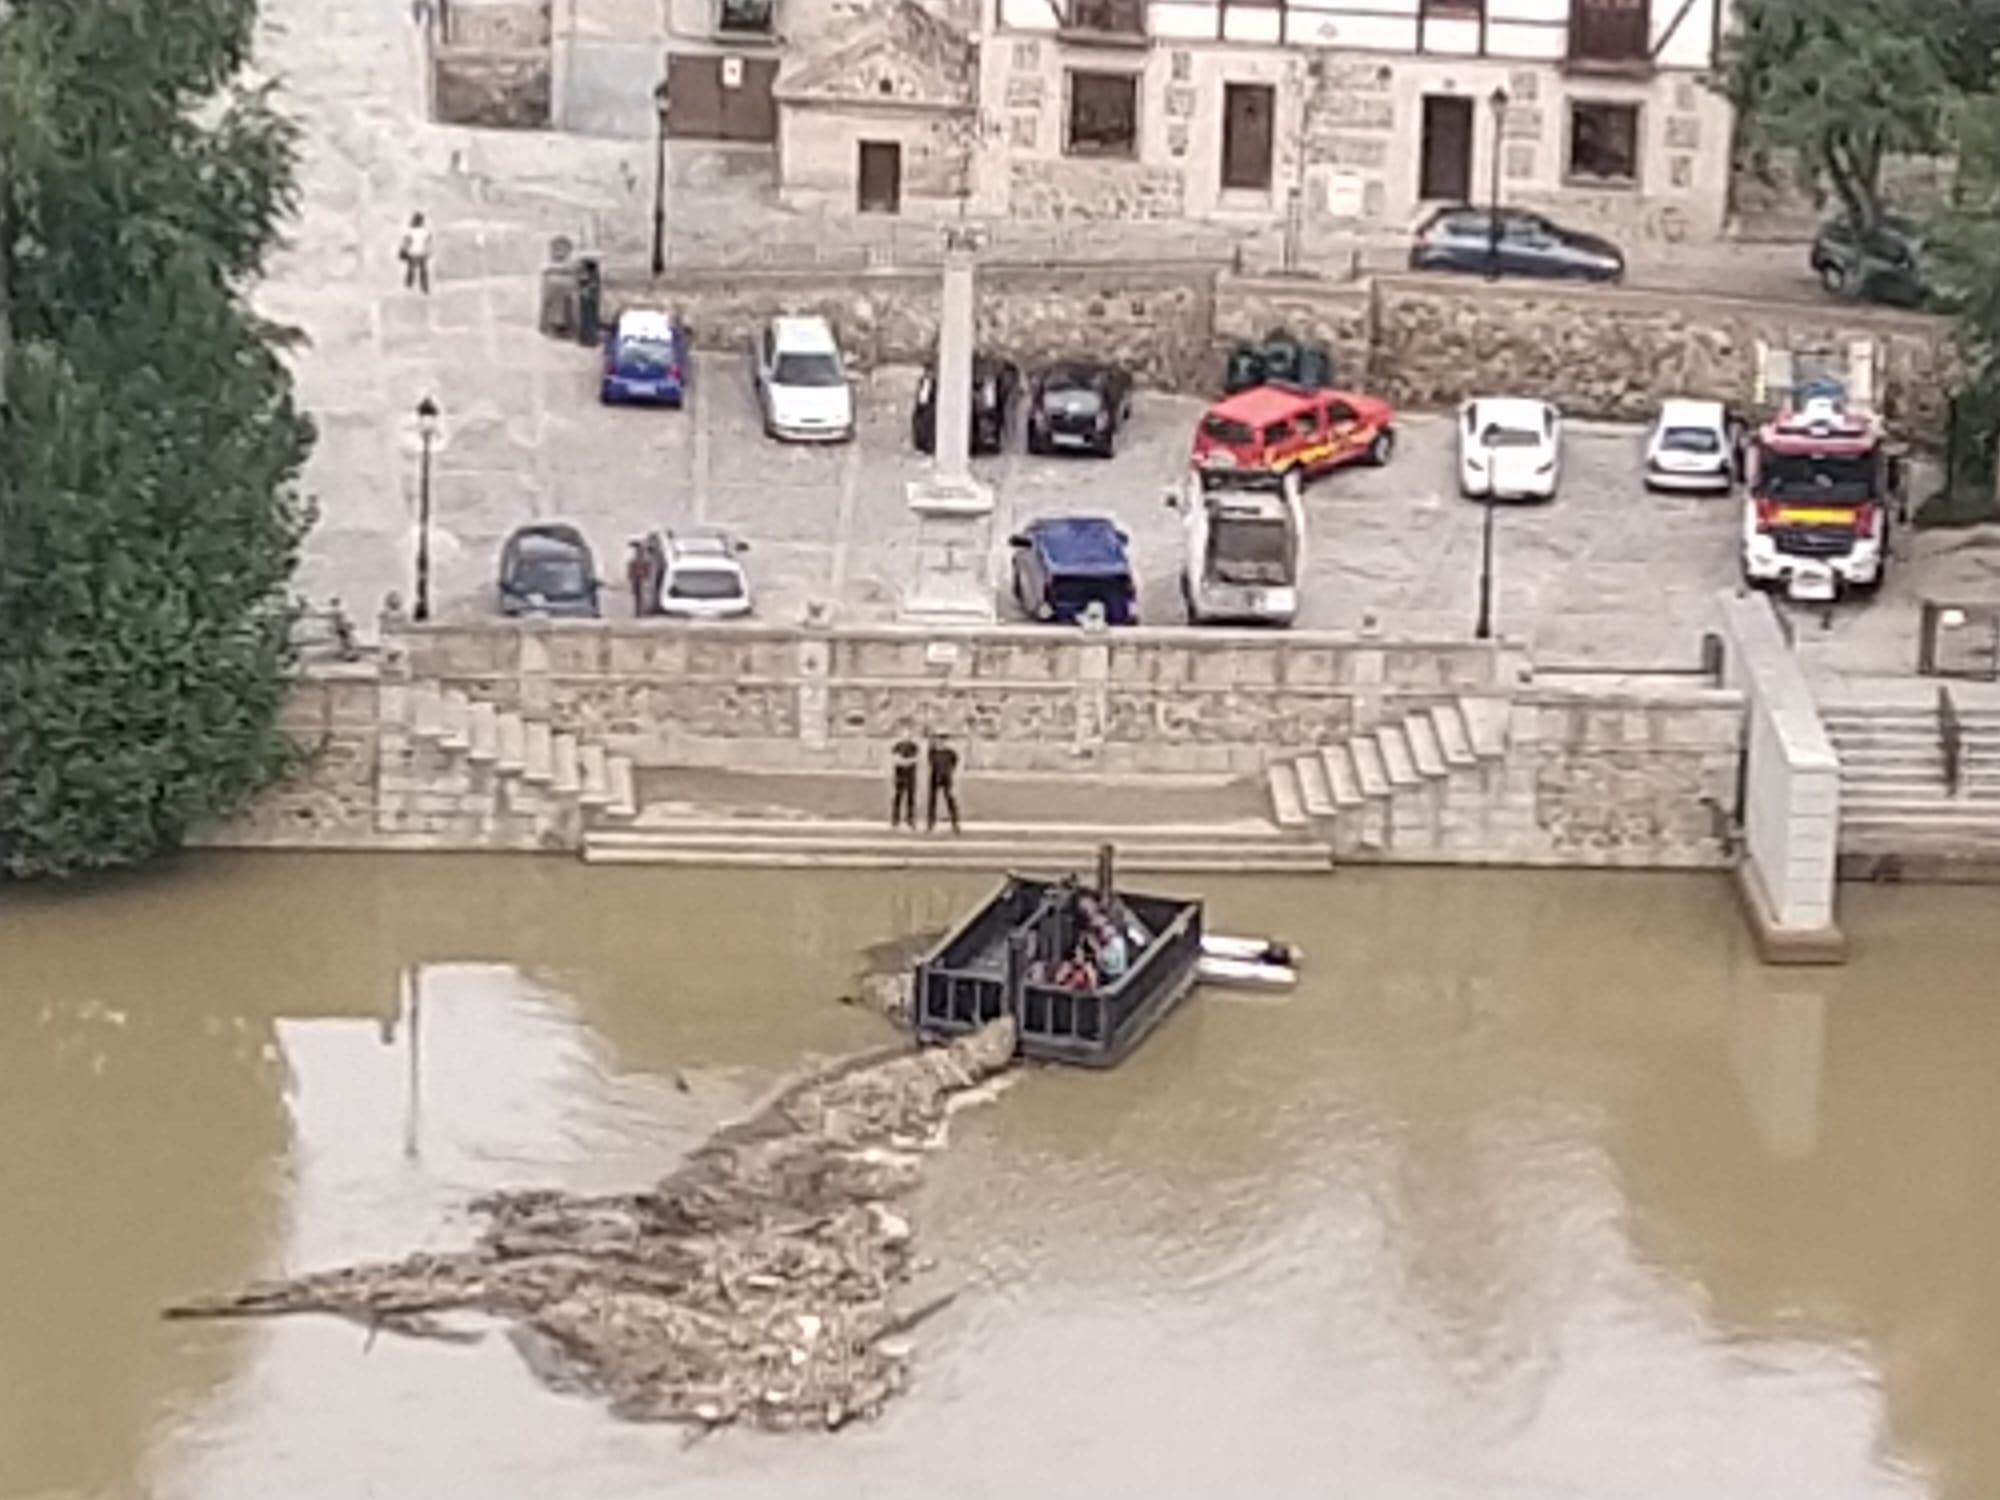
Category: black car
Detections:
[
  {"x1": 1026, "y1": 360, "x2": 1134, "y2": 458},
  {"x1": 1223, "y1": 329, "x2": 1336, "y2": 395},
  {"x1": 498, "y1": 523, "x2": 602, "y2": 618},
  {"x1": 911, "y1": 353, "x2": 1022, "y2": 455},
  {"x1": 1409, "y1": 206, "x2": 1625, "y2": 283},
  {"x1": 1810, "y1": 213, "x2": 1928, "y2": 307}
]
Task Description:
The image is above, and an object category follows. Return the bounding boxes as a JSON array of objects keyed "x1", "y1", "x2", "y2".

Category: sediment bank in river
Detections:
[{"x1": 168, "y1": 1017, "x2": 1016, "y2": 1432}]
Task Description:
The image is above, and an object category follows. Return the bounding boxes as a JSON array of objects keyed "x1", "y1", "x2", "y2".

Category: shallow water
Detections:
[{"x1": 2, "y1": 854, "x2": 1995, "y2": 1499}]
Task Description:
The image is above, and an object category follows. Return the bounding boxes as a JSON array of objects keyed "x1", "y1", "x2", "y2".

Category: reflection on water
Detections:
[{"x1": 0, "y1": 856, "x2": 1995, "y2": 1499}]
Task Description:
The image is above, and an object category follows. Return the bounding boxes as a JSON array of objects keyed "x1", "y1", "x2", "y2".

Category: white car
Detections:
[
  {"x1": 754, "y1": 316, "x2": 854, "y2": 442},
  {"x1": 1644, "y1": 398, "x2": 1735, "y2": 492},
  {"x1": 646, "y1": 528, "x2": 752, "y2": 619},
  {"x1": 1459, "y1": 396, "x2": 1562, "y2": 501}
]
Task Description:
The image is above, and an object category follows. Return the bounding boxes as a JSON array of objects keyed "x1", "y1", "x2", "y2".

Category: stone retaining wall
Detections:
[{"x1": 602, "y1": 265, "x2": 1950, "y2": 436}]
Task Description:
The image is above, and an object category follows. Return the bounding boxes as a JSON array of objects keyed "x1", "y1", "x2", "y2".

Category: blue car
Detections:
[
  {"x1": 1008, "y1": 516, "x2": 1139, "y2": 625},
  {"x1": 600, "y1": 308, "x2": 688, "y2": 406}
]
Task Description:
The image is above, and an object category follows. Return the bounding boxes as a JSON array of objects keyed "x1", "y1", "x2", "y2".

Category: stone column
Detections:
[{"x1": 901, "y1": 227, "x2": 996, "y2": 625}]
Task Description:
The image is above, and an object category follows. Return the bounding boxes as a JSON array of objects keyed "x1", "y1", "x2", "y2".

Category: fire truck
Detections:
[{"x1": 1739, "y1": 375, "x2": 1894, "y2": 601}]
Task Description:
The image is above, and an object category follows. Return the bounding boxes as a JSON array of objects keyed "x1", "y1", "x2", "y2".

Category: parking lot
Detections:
[{"x1": 392, "y1": 335, "x2": 1759, "y2": 667}]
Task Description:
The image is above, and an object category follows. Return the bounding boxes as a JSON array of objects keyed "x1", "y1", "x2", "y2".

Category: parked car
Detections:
[
  {"x1": 753, "y1": 316, "x2": 854, "y2": 442},
  {"x1": 1810, "y1": 213, "x2": 1928, "y2": 307},
  {"x1": 911, "y1": 353, "x2": 1022, "y2": 455},
  {"x1": 600, "y1": 307, "x2": 688, "y2": 406},
  {"x1": 1008, "y1": 516, "x2": 1139, "y2": 624},
  {"x1": 642, "y1": 527, "x2": 752, "y2": 619},
  {"x1": 1410, "y1": 206, "x2": 1625, "y2": 283},
  {"x1": 1026, "y1": 360, "x2": 1133, "y2": 457},
  {"x1": 1223, "y1": 329, "x2": 1337, "y2": 395},
  {"x1": 1644, "y1": 398, "x2": 1736, "y2": 493},
  {"x1": 1192, "y1": 383, "x2": 1394, "y2": 487},
  {"x1": 1458, "y1": 396, "x2": 1562, "y2": 501},
  {"x1": 499, "y1": 523, "x2": 602, "y2": 617}
]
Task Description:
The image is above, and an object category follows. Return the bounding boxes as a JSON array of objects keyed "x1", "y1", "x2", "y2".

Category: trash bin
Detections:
[
  {"x1": 577, "y1": 256, "x2": 603, "y2": 347},
  {"x1": 539, "y1": 261, "x2": 579, "y2": 340}
]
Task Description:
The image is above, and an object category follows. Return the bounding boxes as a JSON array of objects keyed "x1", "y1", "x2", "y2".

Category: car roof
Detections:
[
  {"x1": 1468, "y1": 397, "x2": 1552, "y2": 427},
  {"x1": 662, "y1": 529, "x2": 737, "y2": 560},
  {"x1": 1657, "y1": 398, "x2": 1725, "y2": 428},
  {"x1": 1208, "y1": 385, "x2": 1370, "y2": 424},
  {"x1": 1206, "y1": 490, "x2": 1291, "y2": 521},
  {"x1": 1026, "y1": 515, "x2": 1129, "y2": 571},
  {"x1": 617, "y1": 309, "x2": 678, "y2": 341},
  {"x1": 771, "y1": 316, "x2": 837, "y2": 352}
]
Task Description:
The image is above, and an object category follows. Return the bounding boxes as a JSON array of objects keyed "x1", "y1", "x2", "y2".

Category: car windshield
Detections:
[
  {"x1": 1211, "y1": 516, "x2": 1292, "y2": 586},
  {"x1": 668, "y1": 568, "x2": 744, "y2": 601},
  {"x1": 616, "y1": 336, "x2": 675, "y2": 374},
  {"x1": 515, "y1": 556, "x2": 589, "y2": 598},
  {"x1": 1662, "y1": 426, "x2": 1721, "y2": 453},
  {"x1": 1480, "y1": 424, "x2": 1542, "y2": 449},
  {"x1": 1758, "y1": 451, "x2": 1878, "y2": 504},
  {"x1": 774, "y1": 352, "x2": 844, "y2": 387},
  {"x1": 1202, "y1": 416, "x2": 1255, "y2": 445},
  {"x1": 1045, "y1": 382, "x2": 1102, "y2": 409}
]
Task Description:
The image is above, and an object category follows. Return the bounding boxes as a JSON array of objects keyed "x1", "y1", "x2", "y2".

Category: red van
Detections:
[{"x1": 1191, "y1": 384, "x2": 1396, "y2": 487}]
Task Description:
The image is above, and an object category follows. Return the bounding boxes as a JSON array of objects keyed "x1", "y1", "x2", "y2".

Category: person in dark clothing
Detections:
[
  {"x1": 890, "y1": 732, "x2": 920, "y2": 829},
  {"x1": 926, "y1": 733, "x2": 962, "y2": 834},
  {"x1": 626, "y1": 539, "x2": 653, "y2": 617}
]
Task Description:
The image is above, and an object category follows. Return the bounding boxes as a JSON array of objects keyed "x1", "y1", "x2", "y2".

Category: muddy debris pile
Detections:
[{"x1": 168, "y1": 1018, "x2": 1017, "y2": 1433}]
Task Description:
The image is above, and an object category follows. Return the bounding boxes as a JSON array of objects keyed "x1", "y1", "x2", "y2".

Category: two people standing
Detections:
[{"x1": 890, "y1": 730, "x2": 961, "y2": 834}]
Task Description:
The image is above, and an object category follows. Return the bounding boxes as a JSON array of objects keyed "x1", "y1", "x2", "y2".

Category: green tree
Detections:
[
  {"x1": 1924, "y1": 89, "x2": 2000, "y2": 510},
  {"x1": 0, "y1": 0, "x2": 315, "y2": 878},
  {"x1": 1717, "y1": 0, "x2": 1957, "y2": 234}
]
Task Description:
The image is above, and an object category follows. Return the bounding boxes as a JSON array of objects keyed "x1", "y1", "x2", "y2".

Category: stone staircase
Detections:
[
  {"x1": 1264, "y1": 696, "x2": 1516, "y2": 860},
  {"x1": 377, "y1": 678, "x2": 637, "y2": 848},
  {"x1": 584, "y1": 815, "x2": 1332, "y2": 872},
  {"x1": 1822, "y1": 700, "x2": 2000, "y2": 876}
]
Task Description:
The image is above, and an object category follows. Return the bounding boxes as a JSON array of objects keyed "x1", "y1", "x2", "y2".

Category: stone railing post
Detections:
[{"x1": 798, "y1": 613, "x2": 832, "y2": 753}]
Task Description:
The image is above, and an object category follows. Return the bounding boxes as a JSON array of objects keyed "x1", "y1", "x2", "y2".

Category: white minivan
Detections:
[
  {"x1": 754, "y1": 316, "x2": 854, "y2": 442},
  {"x1": 1168, "y1": 469, "x2": 1307, "y2": 627}
]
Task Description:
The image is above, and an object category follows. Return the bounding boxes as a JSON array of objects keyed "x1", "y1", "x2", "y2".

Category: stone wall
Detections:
[
  {"x1": 1211, "y1": 277, "x2": 1373, "y2": 384},
  {"x1": 203, "y1": 670, "x2": 384, "y2": 847},
  {"x1": 1006, "y1": 158, "x2": 1189, "y2": 221},
  {"x1": 433, "y1": 0, "x2": 551, "y2": 129}
]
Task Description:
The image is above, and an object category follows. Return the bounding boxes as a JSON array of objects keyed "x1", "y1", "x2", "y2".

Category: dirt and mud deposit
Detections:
[{"x1": 168, "y1": 1015, "x2": 1015, "y2": 1433}]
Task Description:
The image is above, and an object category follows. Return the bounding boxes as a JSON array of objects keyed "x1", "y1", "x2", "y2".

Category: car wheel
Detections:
[
  {"x1": 1011, "y1": 564, "x2": 1027, "y2": 613},
  {"x1": 1366, "y1": 429, "x2": 1395, "y2": 467},
  {"x1": 1819, "y1": 261, "x2": 1852, "y2": 296}
]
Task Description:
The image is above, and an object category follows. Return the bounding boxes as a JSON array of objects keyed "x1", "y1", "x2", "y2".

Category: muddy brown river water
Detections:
[{"x1": 2, "y1": 854, "x2": 1996, "y2": 1499}]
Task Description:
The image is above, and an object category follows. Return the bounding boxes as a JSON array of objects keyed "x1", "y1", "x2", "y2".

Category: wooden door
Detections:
[
  {"x1": 1221, "y1": 83, "x2": 1275, "y2": 192},
  {"x1": 665, "y1": 54, "x2": 777, "y2": 142},
  {"x1": 1419, "y1": 94, "x2": 1474, "y2": 202},
  {"x1": 857, "y1": 140, "x2": 902, "y2": 214}
]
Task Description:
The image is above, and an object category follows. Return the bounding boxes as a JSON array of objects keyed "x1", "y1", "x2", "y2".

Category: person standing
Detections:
[
  {"x1": 889, "y1": 731, "x2": 919, "y2": 829},
  {"x1": 926, "y1": 732, "x2": 961, "y2": 835},
  {"x1": 399, "y1": 212, "x2": 432, "y2": 294},
  {"x1": 626, "y1": 538, "x2": 653, "y2": 617}
]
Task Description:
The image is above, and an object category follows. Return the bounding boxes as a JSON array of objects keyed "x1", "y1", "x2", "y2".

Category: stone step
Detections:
[
  {"x1": 440, "y1": 689, "x2": 473, "y2": 753},
  {"x1": 408, "y1": 681, "x2": 445, "y2": 740},
  {"x1": 584, "y1": 844, "x2": 1338, "y2": 873},
  {"x1": 585, "y1": 824, "x2": 1334, "y2": 871},
  {"x1": 605, "y1": 755, "x2": 638, "y2": 820},
  {"x1": 578, "y1": 742, "x2": 612, "y2": 807},
  {"x1": 1320, "y1": 744, "x2": 1364, "y2": 808},
  {"x1": 1375, "y1": 725, "x2": 1420, "y2": 788},
  {"x1": 1349, "y1": 733, "x2": 1390, "y2": 799},
  {"x1": 522, "y1": 720, "x2": 554, "y2": 784},
  {"x1": 1459, "y1": 696, "x2": 1509, "y2": 760},
  {"x1": 1403, "y1": 713, "x2": 1448, "y2": 779},
  {"x1": 467, "y1": 700, "x2": 500, "y2": 764},
  {"x1": 1429, "y1": 702, "x2": 1476, "y2": 769},
  {"x1": 552, "y1": 732, "x2": 582, "y2": 795},
  {"x1": 624, "y1": 814, "x2": 1302, "y2": 843},
  {"x1": 1266, "y1": 762, "x2": 1307, "y2": 829},
  {"x1": 1294, "y1": 752, "x2": 1336, "y2": 819},
  {"x1": 496, "y1": 712, "x2": 527, "y2": 774},
  {"x1": 1842, "y1": 803, "x2": 2000, "y2": 827}
]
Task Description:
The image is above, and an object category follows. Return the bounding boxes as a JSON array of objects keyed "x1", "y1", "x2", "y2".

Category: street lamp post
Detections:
[
  {"x1": 1474, "y1": 487, "x2": 1497, "y2": 640},
  {"x1": 1485, "y1": 85, "x2": 1509, "y2": 283},
  {"x1": 650, "y1": 77, "x2": 671, "y2": 277},
  {"x1": 414, "y1": 396, "x2": 439, "y2": 622}
]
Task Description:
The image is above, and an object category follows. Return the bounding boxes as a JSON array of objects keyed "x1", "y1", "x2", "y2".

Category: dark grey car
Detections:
[
  {"x1": 1809, "y1": 214, "x2": 1928, "y2": 307},
  {"x1": 499, "y1": 523, "x2": 602, "y2": 618},
  {"x1": 1409, "y1": 207, "x2": 1626, "y2": 283}
]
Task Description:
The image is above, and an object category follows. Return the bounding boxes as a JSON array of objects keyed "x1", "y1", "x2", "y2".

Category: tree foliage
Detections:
[
  {"x1": 1717, "y1": 0, "x2": 1956, "y2": 232},
  {"x1": 0, "y1": 0, "x2": 315, "y2": 878}
]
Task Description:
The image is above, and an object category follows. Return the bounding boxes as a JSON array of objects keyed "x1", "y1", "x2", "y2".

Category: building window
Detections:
[
  {"x1": 1066, "y1": 70, "x2": 1139, "y2": 158},
  {"x1": 1567, "y1": 100, "x2": 1639, "y2": 184},
  {"x1": 1420, "y1": 0, "x2": 1483, "y2": 16},
  {"x1": 1064, "y1": 0, "x2": 1146, "y2": 34},
  {"x1": 717, "y1": 0, "x2": 773, "y2": 30}
]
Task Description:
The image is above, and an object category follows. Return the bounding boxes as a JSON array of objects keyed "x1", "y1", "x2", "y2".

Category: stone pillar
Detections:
[{"x1": 901, "y1": 228, "x2": 996, "y2": 625}]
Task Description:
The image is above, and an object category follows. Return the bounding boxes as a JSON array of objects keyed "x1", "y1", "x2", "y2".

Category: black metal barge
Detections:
[{"x1": 913, "y1": 872, "x2": 1204, "y2": 1067}]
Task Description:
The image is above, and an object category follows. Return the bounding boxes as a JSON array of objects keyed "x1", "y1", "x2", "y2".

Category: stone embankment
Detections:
[{"x1": 169, "y1": 1018, "x2": 1017, "y2": 1432}]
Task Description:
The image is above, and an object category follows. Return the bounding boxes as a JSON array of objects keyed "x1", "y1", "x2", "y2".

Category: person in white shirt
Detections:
[{"x1": 399, "y1": 212, "x2": 432, "y2": 294}]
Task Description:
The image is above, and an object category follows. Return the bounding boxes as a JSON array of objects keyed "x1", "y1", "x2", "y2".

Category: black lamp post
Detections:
[
  {"x1": 414, "y1": 396, "x2": 439, "y2": 622},
  {"x1": 650, "y1": 77, "x2": 671, "y2": 277},
  {"x1": 1485, "y1": 85, "x2": 1509, "y2": 283},
  {"x1": 1473, "y1": 483, "x2": 1497, "y2": 640}
]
